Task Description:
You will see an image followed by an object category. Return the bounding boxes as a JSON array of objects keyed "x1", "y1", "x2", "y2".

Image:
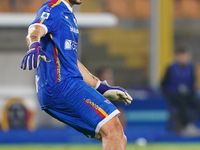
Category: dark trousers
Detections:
[{"x1": 166, "y1": 93, "x2": 200, "y2": 128}]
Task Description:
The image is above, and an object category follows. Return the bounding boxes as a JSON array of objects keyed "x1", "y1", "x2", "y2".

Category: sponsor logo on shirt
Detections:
[
  {"x1": 70, "y1": 26, "x2": 79, "y2": 34},
  {"x1": 65, "y1": 40, "x2": 78, "y2": 51}
]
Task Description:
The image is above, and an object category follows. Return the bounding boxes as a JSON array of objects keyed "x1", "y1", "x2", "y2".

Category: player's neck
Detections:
[{"x1": 65, "y1": 0, "x2": 73, "y2": 7}]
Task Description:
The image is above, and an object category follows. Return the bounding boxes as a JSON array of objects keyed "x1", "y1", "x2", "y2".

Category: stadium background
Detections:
[{"x1": 0, "y1": 0, "x2": 200, "y2": 149}]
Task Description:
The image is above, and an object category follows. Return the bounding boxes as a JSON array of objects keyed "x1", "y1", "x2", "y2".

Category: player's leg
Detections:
[
  {"x1": 98, "y1": 115, "x2": 127, "y2": 150},
  {"x1": 188, "y1": 94, "x2": 200, "y2": 117},
  {"x1": 169, "y1": 95, "x2": 188, "y2": 128},
  {"x1": 43, "y1": 79, "x2": 125, "y2": 148}
]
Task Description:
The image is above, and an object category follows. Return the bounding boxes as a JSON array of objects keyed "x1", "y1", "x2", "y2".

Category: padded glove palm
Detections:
[{"x1": 96, "y1": 80, "x2": 133, "y2": 105}]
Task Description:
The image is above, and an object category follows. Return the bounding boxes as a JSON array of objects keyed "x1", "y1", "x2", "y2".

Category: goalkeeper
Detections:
[{"x1": 21, "y1": 0, "x2": 133, "y2": 149}]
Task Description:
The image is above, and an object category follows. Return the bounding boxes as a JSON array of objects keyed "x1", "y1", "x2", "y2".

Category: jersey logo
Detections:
[
  {"x1": 104, "y1": 100, "x2": 111, "y2": 104},
  {"x1": 37, "y1": 12, "x2": 50, "y2": 23},
  {"x1": 65, "y1": 40, "x2": 78, "y2": 51},
  {"x1": 41, "y1": 12, "x2": 50, "y2": 20},
  {"x1": 83, "y1": 99, "x2": 108, "y2": 119},
  {"x1": 65, "y1": 40, "x2": 72, "y2": 50},
  {"x1": 45, "y1": 7, "x2": 52, "y2": 12},
  {"x1": 70, "y1": 26, "x2": 79, "y2": 34}
]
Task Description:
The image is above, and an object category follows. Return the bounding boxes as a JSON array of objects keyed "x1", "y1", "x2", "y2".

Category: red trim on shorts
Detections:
[
  {"x1": 95, "y1": 109, "x2": 106, "y2": 119},
  {"x1": 84, "y1": 99, "x2": 107, "y2": 119}
]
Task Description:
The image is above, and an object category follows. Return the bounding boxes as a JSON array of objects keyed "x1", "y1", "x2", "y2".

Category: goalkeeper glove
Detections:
[
  {"x1": 21, "y1": 42, "x2": 51, "y2": 70},
  {"x1": 96, "y1": 80, "x2": 133, "y2": 105}
]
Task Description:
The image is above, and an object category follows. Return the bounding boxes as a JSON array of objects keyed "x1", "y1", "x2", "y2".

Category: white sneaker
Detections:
[{"x1": 180, "y1": 123, "x2": 200, "y2": 137}]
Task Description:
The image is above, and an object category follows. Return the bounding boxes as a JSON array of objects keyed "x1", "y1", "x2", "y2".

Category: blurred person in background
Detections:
[
  {"x1": 2, "y1": 0, "x2": 43, "y2": 12},
  {"x1": 161, "y1": 44, "x2": 200, "y2": 136},
  {"x1": 96, "y1": 67, "x2": 127, "y2": 128},
  {"x1": 8, "y1": 0, "x2": 32, "y2": 11},
  {"x1": 9, "y1": 0, "x2": 18, "y2": 11}
]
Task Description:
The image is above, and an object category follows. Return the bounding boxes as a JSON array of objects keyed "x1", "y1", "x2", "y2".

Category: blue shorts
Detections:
[{"x1": 43, "y1": 79, "x2": 120, "y2": 138}]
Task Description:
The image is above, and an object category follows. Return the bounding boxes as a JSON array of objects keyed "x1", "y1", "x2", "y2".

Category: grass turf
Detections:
[{"x1": 0, "y1": 144, "x2": 200, "y2": 150}]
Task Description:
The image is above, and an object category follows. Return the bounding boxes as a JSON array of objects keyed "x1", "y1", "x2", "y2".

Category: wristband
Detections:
[
  {"x1": 29, "y1": 42, "x2": 40, "y2": 49},
  {"x1": 96, "y1": 80, "x2": 110, "y2": 95},
  {"x1": 95, "y1": 80, "x2": 101, "y2": 89}
]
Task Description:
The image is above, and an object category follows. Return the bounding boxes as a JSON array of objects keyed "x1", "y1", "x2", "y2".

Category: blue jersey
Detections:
[
  {"x1": 29, "y1": 1, "x2": 119, "y2": 139},
  {"x1": 30, "y1": 0, "x2": 83, "y2": 109}
]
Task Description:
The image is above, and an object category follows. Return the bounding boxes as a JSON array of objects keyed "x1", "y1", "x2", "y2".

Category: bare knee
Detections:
[
  {"x1": 99, "y1": 116, "x2": 125, "y2": 141},
  {"x1": 107, "y1": 122, "x2": 124, "y2": 140},
  {"x1": 123, "y1": 135, "x2": 127, "y2": 146},
  {"x1": 98, "y1": 116, "x2": 127, "y2": 149}
]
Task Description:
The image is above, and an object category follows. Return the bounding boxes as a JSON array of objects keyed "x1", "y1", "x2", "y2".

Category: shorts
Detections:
[{"x1": 43, "y1": 79, "x2": 120, "y2": 138}]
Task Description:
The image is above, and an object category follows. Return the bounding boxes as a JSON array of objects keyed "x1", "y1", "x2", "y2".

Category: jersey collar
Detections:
[{"x1": 61, "y1": 0, "x2": 73, "y2": 12}]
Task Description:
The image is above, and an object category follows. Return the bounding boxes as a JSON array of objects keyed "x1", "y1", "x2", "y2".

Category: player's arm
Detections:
[
  {"x1": 21, "y1": 25, "x2": 51, "y2": 70},
  {"x1": 77, "y1": 60, "x2": 99, "y2": 88},
  {"x1": 26, "y1": 25, "x2": 46, "y2": 47},
  {"x1": 77, "y1": 61, "x2": 133, "y2": 105}
]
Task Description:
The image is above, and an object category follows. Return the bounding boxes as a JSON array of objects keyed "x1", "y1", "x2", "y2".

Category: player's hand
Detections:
[
  {"x1": 21, "y1": 42, "x2": 51, "y2": 70},
  {"x1": 96, "y1": 80, "x2": 133, "y2": 105}
]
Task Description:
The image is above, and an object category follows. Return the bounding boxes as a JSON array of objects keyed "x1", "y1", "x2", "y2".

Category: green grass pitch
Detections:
[{"x1": 0, "y1": 144, "x2": 200, "y2": 150}]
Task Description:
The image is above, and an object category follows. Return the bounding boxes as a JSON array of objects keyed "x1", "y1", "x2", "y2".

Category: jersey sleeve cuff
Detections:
[{"x1": 29, "y1": 23, "x2": 48, "y2": 35}]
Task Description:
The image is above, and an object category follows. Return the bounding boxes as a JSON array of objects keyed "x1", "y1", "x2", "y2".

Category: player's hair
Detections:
[{"x1": 175, "y1": 43, "x2": 191, "y2": 54}]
